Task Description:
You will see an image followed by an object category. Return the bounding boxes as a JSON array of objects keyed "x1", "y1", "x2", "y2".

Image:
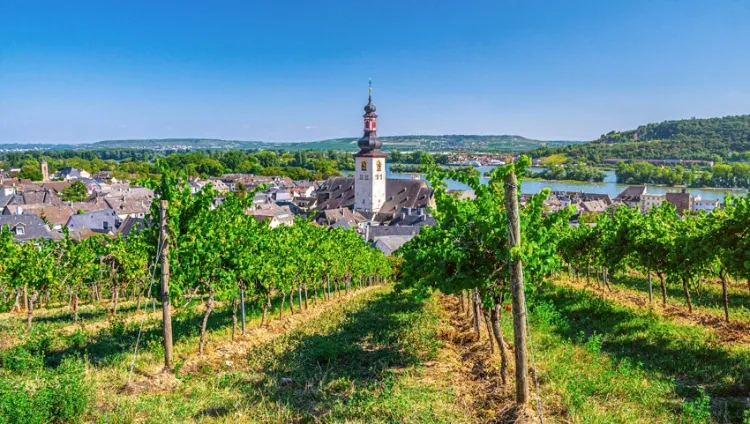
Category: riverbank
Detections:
[
  {"x1": 503, "y1": 175, "x2": 608, "y2": 185},
  {"x1": 384, "y1": 164, "x2": 746, "y2": 201}
]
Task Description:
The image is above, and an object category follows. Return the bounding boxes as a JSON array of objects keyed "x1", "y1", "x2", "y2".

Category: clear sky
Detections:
[{"x1": 1, "y1": 0, "x2": 749, "y2": 144}]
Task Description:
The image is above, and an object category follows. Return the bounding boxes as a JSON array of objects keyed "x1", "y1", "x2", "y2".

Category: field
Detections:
[{"x1": 2, "y1": 276, "x2": 749, "y2": 423}]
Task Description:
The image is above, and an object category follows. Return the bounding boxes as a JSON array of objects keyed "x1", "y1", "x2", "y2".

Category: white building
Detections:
[
  {"x1": 56, "y1": 167, "x2": 91, "y2": 181},
  {"x1": 314, "y1": 85, "x2": 435, "y2": 226},
  {"x1": 354, "y1": 87, "x2": 387, "y2": 215},
  {"x1": 640, "y1": 192, "x2": 666, "y2": 212},
  {"x1": 693, "y1": 197, "x2": 721, "y2": 214}
]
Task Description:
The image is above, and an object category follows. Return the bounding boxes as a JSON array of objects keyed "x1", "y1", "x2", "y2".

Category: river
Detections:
[{"x1": 378, "y1": 165, "x2": 746, "y2": 201}]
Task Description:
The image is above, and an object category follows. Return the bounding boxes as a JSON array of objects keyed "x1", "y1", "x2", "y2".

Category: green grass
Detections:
[
  {"x1": 602, "y1": 273, "x2": 750, "y2": 322},
  {"x1": 98, "y1": 286, "x2": 471, "y2": 423},
  {"x1": 522, "y1": 281, "x2": 750, "y2": 423},
  {"x1": 0, "y1": 286, "x2": 339, "y2": 368},
  {"x1": 4, "y1": 280, "x2": 750, "y2": 423}
]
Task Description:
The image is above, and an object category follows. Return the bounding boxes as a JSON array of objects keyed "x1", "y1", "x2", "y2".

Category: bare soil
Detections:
[{"x1": 436, "y1": 293, "x2": 543, "y2": 424}]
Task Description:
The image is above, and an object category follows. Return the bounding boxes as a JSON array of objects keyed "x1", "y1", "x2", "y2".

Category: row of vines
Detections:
[
  {"x1": 557, "y1": 190, "x2": 750, "y2": 322},
  {"x1": 0, "y1": 166, "x2": 392, "y2": 357},
  {"x1": 397, "y1": 155, "x2": 750, "y2": 392}
]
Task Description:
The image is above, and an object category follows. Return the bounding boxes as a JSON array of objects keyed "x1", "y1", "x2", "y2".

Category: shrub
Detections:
[
  {"x1": 44, "y1": 356, "x2": 93, "y2": 423},
  {"x1": 25, "y1": 332, "x2": 54, "y2": 355},
  {"x1": 681, "y1": 388, "x2": 712, "y2": 423},
  {"x1": 0, "y1": 346, "x2": 44, "y2": 374},
  {"x1": 531, "y1": 301, "x2": 566, "y2": 330},
  {"x1": 0, "y1": 379, "x2": 49, "y2": 424},
  {"x1": 68, "y1": 329, "x2": 88, "y2": 350},
  {"x1": 107, "y1": 315, "x2": 128, "y2": 338},
  {"x1": 0, "y1": 356, "x2": 92, "y2": 424}
]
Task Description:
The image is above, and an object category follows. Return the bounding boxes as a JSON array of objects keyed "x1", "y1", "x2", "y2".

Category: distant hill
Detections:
[
  {"x1": 1, "y1": 135, "x2": 582, "y2": 154},
  {"x1": 85, "y1": 135, "x2": 582, "y2": 153},
  {"x1": 93, "y1": 138, "x2": 248, "y2": 149},
  {"x1": 534, "y1": 114, "x2": 750, "y2": 163}
]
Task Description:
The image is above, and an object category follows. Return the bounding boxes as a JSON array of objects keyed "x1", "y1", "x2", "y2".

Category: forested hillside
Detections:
[
  {"x1": 533, "y1": 115, "x2": 750, "y2": 163},
  {"x1": 91, "y1": 135, "x2": 580, "y2": 152},
  {"x1": 1, "y1": 135, "x2": 581, "y2": 153}
]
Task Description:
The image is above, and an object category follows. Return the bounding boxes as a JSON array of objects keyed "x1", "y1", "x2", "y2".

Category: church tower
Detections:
[
  {"x1": 40, "y1": 160, "x2": 49, "y2": 183},
  {"x1": 354, "y1": 81, "x2": 387, "y2": 215}
]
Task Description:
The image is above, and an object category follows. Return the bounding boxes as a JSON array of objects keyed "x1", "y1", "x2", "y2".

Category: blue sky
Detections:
[{"x1": 1, "y1": 0, "x2": 749, "y2": 144}]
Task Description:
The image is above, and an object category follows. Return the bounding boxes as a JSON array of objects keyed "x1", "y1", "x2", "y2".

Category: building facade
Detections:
[
  {"x1": 40, "y1": 160, "x2": 49, "y2": 183},
  {"x1": 640, "y1": 192, "x2": 666, "y2": 212},
  {"x1": 693, "y1": 197, "x2": 721, "y2": 214},
  {"x1": 354, "y1": 85, "x2": 387, "y2": 215},
  {"x1": 315, "y1": 84, "x2": 434, "y2": 226}
]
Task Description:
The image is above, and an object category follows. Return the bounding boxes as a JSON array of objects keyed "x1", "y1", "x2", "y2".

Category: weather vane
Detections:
[{"x1": 368, "y1": 78, "x2": 372, "y2": 95}]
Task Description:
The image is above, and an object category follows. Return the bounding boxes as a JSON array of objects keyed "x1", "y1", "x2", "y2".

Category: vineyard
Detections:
[
  {"x1": 0, "y1": 170, "x2": 392, "y2": 423},
  {"x1": 1, "y1": 158, "x2": 749, "y2": 423},
  {"x1": 397, "y1": 156, "x2": 750, "y2": 423}
]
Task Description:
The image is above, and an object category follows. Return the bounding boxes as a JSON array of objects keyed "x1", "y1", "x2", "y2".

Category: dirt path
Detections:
[
  {"x1": 558, "y1": 278, "x2": 750, "y2": 345},
  {"x1": 433, "y1": 293, "x2": 541, "y2": 424}
]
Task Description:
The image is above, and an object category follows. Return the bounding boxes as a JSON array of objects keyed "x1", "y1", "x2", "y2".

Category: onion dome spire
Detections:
[
  {"x1": 357, "y1": 79, "x2": 383, "y2": 154},
  {"x1": 364, "y1": 79, "x2": 377, "y2": 114}
]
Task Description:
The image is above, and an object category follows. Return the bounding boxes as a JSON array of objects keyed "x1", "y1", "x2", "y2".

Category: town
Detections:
[
  {"x1": 2, "y1": 2, "x2": 749, "y2": 422},
  {"x1": 1, "y1": 94, "x2": 724, "y2": 254}
]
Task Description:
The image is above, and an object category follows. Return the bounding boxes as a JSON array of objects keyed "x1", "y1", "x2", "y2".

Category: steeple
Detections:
[
  {"x1": 354, "y1": 80, "x2": 387, "y2": 215},
  {"x1": 40, "y1": 160, "x2": 49, "y2": 183},
  {"x1": 357, "y1": 79, "x2": 382, "y2": 155}
]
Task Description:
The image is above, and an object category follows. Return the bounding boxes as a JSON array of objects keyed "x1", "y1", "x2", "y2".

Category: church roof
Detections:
[
  {"x1": 315, "y1": 177, "x2": 434, "y2": 224},
  {"x1": 373, "y1": 235, "x2": 413, "y2": 256}
]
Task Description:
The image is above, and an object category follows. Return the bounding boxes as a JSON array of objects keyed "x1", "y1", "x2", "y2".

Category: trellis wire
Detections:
[
  {"x1": 524, "y1": 296, "x2": 544, "y2": 423},
  {"x1": 127, "y1": 237, "x2": 166, "y2": 384}
]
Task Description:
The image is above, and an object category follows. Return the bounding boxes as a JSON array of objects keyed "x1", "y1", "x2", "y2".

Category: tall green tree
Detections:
[{"x1": 60, "y1": 181, "x2": 89, "y2": 202}]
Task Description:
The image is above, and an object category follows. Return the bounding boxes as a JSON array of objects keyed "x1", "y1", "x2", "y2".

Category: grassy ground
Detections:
[
  {"x1": 3, "y1": 280, "x2": 750, "y2": 423},
  {"x1": 557, "y1": 272, "x2": 750, "y2": 345},
  {"x1": 605, "y1": 272, "x2": 750, "y2": 322},
  {"x1": 0, "y1": 285, "x2": 346, "y2": 367},
  {"x1": 2, "y1": 285, "x2": 475, "y2": 423},
  {"x1": 522, "y1": 281, "x2": 750, "y2": 423},
  {"x1": 98, "y1": 285, "x2": 475, "y2": 423}
]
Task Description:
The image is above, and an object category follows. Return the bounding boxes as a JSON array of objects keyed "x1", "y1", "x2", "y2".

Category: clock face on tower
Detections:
[
  {"x1": 376, "y1": 160, "x2": 382, "y2": 172},
  {"x1": 360, "y1": 161, "x2": 367, "y2": 171}
]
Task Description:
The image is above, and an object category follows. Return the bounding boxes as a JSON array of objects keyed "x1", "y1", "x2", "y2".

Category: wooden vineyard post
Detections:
[
  {"x1": 504, "y1": 166, "x2": 529, "y2": 406},
  {"x1": 240, "y1": 287, "x2": 246, "y2": 334},
  {"x1": 160, "y1": 200, "x2": 174, "y2": 371},
  {"x1": 647, "y1": 269, "x2": 653, "y2": 305}
]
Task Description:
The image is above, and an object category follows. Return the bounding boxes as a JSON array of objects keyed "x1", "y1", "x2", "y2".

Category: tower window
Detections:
[
  {"x1": 360, "y1": 161, "x2": 367, "y2": 171},
  {"x1": 376, "y1": 160, "x2": 382, "y2": 172}
]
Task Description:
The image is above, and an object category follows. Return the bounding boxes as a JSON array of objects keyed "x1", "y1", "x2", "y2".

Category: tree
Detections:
[
  {"x1": 60, "y1": 181, "x2": 89, "y2": 202},
  {"x1": 706, "y1": 194, "x2": 750, "y2": 321},
  {"x1": 14, "y1": 240, "x2": 57, "y2": 331},
  {"x1": 718, "y1": 195, "x2": 750, "y2": 293},
  {"x1": 58, "y1": 234, "x2": 98, "y2": 322},
  {"x1": 0, "y1": 228, "x2": 20, "y2": 312},
  {"x1": 17, "y1": 164, "x2": 42, "y2": 181},
  {"x1": 634, "y1": 205, "x2": 678, "y2": 306},
  {"x1": 399, "y1": 155, "x2": 567, "y2": 391},
  {"x1": 667, "y1": 211, "x2": 706, "y2": 313}
]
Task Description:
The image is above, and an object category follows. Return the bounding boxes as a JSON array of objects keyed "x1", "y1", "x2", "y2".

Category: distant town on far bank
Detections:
[{"x1": 2, "y1": 97, "x2": 748, "y2": 251}]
